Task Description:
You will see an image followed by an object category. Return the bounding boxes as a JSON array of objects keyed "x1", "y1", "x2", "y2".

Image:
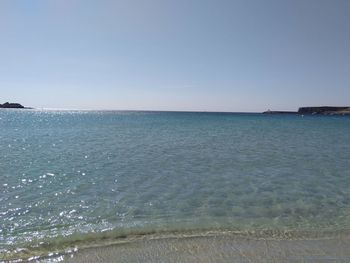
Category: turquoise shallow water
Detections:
[{"x1": 1, "y1": 110, "x2": 350, "y2": 260}]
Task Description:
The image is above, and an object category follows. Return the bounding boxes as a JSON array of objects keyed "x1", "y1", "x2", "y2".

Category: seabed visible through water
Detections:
[{"x1": 61, "y1": 233, "x2": 350, "y2": 263}]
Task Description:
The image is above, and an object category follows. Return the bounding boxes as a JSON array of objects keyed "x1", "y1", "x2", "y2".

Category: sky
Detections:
[{"x1": 0, "y1": 0, "x2": 349, "y2": 112}]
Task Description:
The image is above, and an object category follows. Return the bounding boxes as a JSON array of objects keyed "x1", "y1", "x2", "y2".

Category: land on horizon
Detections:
[
  {"x1": 2, "y1": 101, "x2": 350, "y2": 116},
  {"x1": 263, "y1": 106, "x2": 350, "y2": 115},
  {"x1": 0, "y1": 102, "x2": 24, "y2": 108}
]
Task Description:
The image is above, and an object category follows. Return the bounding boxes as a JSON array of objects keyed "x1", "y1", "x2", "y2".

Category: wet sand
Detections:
[{"x1": 63, "y1": 234, "x2": 350, "y2": 263}]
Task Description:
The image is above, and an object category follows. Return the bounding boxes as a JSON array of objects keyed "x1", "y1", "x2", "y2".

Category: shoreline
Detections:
[
  {"x1": 4, "y1": 228, "x2": 350, "y2": 262},
  {"x1": 55, "y1": 232, "x2": 350, "y2": 262}
]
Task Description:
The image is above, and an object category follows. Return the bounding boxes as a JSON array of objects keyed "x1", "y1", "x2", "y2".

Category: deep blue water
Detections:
[{"x1": 1, "y1": 110, "x2": 350, "y2": 258}]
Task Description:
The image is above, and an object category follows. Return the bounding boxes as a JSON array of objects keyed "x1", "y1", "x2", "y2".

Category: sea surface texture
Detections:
[{"x1": 1, "y1": 110, "x2": 350, "y2": 260}]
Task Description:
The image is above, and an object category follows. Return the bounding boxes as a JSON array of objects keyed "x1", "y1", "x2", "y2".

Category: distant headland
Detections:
[
  {"x1": 0, "y1": 102, "x2": 25, "y2": 109},
  {"x1": 263, "y1": 106, "x2": 350, "y2": 116}
]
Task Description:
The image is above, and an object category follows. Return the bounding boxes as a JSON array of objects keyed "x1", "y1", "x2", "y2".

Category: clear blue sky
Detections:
[{"x1": 1, "y1": 0, "x2": 349, "y2": 111}]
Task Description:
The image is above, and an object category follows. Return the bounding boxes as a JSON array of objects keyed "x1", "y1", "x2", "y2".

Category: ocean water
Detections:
[{"x1": 1, "y1": 110, "x2": 350, "y2": 261}]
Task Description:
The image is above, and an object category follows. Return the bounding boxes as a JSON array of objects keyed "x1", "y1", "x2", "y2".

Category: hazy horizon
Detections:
[
  {"x1": 1, "y1": 0, "x2": 349, "y2": 112},
  {"x1": 3, "y1": 104, "x2": 350, "y2": 114}
]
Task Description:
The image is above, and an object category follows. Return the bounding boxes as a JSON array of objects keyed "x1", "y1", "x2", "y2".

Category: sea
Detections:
[{"x1": 1, "y1": 109, "x2": 350, "y2": 262}]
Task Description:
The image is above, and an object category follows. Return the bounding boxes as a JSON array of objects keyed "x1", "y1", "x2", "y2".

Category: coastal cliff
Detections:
[
  {"x1": 0, "y1": 102, "x2": 25, "y2": 108},
  {"x1": 298, "y1": 106, "x2": 350, "y2": 115},
  {"x1": 263, "y1": 106, "x2": 350, "y2": 115}
]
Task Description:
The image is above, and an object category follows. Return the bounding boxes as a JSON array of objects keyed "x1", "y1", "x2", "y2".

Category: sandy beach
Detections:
[{"x1": 60, "y1": 233, "x2": 350, "y2": 263}]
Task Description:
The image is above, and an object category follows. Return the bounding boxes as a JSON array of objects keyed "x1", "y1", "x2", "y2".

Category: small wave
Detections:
[{"x1": 3, "y1": 226, "x2": 350, "y2": 262}]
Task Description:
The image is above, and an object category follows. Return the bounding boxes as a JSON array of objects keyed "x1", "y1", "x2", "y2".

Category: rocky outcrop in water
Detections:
[
  {"x1": 0, "y1": 102, "x2": 25, "y2": 108},
  {"x1": 263, "y1": 106, "x2": 350, "y2": 115},
  {"x1": 298, "y1": 106, "x2": 350, "y2": 115}
]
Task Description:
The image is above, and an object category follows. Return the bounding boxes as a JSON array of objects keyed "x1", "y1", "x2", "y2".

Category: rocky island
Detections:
[
  {"x1": 0, "y1": 102, "x2": 25, "y2": 109},
  {"x1": 263, "y1": 106, "x2": 350, "y2": 115}
]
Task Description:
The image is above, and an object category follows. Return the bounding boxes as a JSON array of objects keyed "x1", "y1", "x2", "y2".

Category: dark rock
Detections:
[
  {"x1": 263, "y1": 106, "x2": 350, "y2": 116},
  {"x1": 298, "y1": 106, "x2": 350, "y2": 115},
  {"x1": 0, "y1": 102, "x2": 25, "y2": 108}
]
